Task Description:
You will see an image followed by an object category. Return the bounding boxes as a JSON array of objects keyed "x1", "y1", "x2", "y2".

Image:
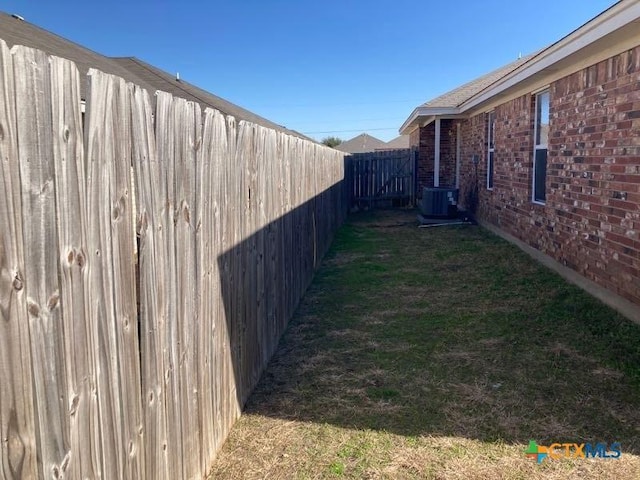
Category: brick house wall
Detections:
[
  {"x1": 440, "y1": 120, "x2": 457, "y2": 188},
  {"x1": 458, "y1": 115, "x2": 485, "y2": 216},
  {"x1": 454, "y1": 46, "x2": 640, "y2": 305},
  {"x1": 547, "y1": 47, "x2": 640, "y2": 304}
]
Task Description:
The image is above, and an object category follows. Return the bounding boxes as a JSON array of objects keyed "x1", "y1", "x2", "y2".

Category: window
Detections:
[
  {"x1": 533, "y1": 91, "x2": 549, "y2": 203},
  {"x1": 487, "y1": 111, "x2": 495, "y2": 189}
]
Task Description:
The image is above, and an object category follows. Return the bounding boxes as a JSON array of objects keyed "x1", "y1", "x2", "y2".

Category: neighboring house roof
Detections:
[
  {"x1": 400, "y1": 0, "x2": 640, "y2": 134},
  {"x1": 0, "y1": 12, "x2": 145, "y2": 92},
  {"x1": 110, "y1": 57, "x2": 294, "y2": 135},
  {"x1": 335, "y1": 133, "x2": 388, "y2": 154},
  {"x1": 0, "y1": 11, "x2": 306, "y2": 139},
  {"x1": 378, "y1": 135, "x2": 410, "y2": 150}
]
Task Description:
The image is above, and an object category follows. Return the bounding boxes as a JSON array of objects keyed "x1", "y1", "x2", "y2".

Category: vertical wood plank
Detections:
[
  {"x1": 154, "y1": 90, "x2": 183, "y2": 480},
  {"x1": 224, "y1": 115, "x2": 241, "y2": 428},
  {"x1": 263, "y1": 129, "x2": 278, "y2": 360},
  {"x1": 50, "y1": 55, "x2": 98, "y2": 480},
  {"x1": 172, "y1": 96, "x2": 201, "y2": 479},
  {"x1": 196, "y1": 107, "x2": 213, "y2": 476},
  {"x1": 0, "y1": 40, "x2": 38, "y2": 480},
  {"x1": 110, "y1": 77, "x2": 145, "y2": 480},
  {"x1": 85, "y1": 69, "x2": 143, "y2": 480},
  {"x1": 236, "y1": 121, "x2": 253, "y2": 406},
  {"x1": 131, "y1": 84, "x2": 170, "y2": 480},
  {"x1": 246, "y1": 124, "x2": 261, "y2": 394},
  {"x1": 13, "y1": 44, "x2": 68, "y2": 480}
]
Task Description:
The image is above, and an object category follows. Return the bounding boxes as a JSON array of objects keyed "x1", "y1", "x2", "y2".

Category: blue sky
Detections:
[{"x1": 2, "y1": 0, "x2": 617, "y2": 141}]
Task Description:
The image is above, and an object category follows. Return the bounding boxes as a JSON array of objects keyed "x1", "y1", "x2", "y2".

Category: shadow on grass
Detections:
[{"x1": 241, "y1": 209, "x2": 640, "y2": 455}]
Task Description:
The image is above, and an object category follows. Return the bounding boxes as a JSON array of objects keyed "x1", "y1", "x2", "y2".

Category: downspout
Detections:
[{"x1": 434, "y1": 117, "x2": 441, "y2": 187}]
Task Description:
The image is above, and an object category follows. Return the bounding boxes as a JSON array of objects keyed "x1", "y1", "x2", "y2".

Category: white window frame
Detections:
[
  {"x1": 487, "y1": 111, "x2": 495, "y2": 190},
  {"x1": 532, "y1": 90, "x2": 549, "y2": 204}
]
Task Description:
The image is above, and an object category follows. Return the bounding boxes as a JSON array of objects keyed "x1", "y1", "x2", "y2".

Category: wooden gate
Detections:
[{"x1": 348, "y1": 149, "x2": 416, "y2": 208}]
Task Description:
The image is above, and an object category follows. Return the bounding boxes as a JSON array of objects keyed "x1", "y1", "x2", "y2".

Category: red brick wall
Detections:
[
  {"x1": 457, "y1": 46, "x2": 640, "y2": 306},
  {"x1": 547, "y1": 47, "x2": 640, "y2": 304},
  {"x1": 418, "y1": 123, "x2": 435, "y2": 190},
  {"x1": 440, "y1": 120, "x2": 457, "y2": 187},
  {"x1": 458, "y1": 114, "x2": 487, "y2": 214}
]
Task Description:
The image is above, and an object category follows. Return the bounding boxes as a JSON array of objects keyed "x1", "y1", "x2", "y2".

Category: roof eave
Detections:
[{"x1": 399, "y1": 106, "x2": 460, "y2": 135}]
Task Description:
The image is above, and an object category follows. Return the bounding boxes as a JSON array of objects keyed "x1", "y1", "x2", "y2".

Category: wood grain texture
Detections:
[
  {"x1": 0, "y1": 40, "x2": 38, "y2": 480},
  {"x1": 85, "y1": 69, "x2": 143, "y2": 479},
  {"x1": 49, "y1": 54, "x2": 96, "y2": 480},
  {"x1": 131, "y1": 84, "x2": 170, "y2": 480},
  {"x1": 13, "y1": 45, "x2": 68, "y2": 480},
  {"x1": 196, "y1": 108, "x2": 228, "y2": 473},
  {"x1": 195, "y1": 108, "x2": 214, "y2": 474},
  {"x1": 172, "y1": 96, "x2": 201, "y2": 480},
  {"x1": 222, "y1": 114, "x2": 241, "y2": 437},
  {"x1": 154, "y1": 90, "x2": 183, "y2": 480}
]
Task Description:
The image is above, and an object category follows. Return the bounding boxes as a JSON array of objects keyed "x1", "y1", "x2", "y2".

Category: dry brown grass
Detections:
[{"x1": 208, "y1": 210, "x2": 640, "y2": 479}]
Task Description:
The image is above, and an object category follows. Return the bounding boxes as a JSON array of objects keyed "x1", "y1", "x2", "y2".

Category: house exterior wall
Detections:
[
  {"x1": 417, "y1": 123, "x2": 435, "y2": 189},
  {"x1": 440, "y1": 120, "x2": 457, "y2": 188},
  {"x1": 457, "y1": 46, "x2": 640, "y2": 306},
  {"x1": 461, "y1": 47, "x2": 640, "y2": 304}
]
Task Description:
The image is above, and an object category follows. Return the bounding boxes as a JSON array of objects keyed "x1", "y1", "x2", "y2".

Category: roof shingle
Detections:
[{"x1": 421, "y1": 54, "x2": 536, "y2": 108}]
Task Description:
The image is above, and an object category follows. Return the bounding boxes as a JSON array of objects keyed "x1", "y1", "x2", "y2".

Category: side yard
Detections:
[{"x1": 209, "y1": 209, "x2": 640, "y2": 480}]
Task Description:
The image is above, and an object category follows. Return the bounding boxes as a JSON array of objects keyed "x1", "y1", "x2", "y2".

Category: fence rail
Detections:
[{"x1": 0, "y1": 40, "x2": 348, "y2": 480}]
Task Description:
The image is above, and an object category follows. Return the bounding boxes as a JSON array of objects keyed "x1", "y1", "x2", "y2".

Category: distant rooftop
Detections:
[
  {"x1": 380, "y1": 135, "x2": 410, "y2": 150},
  {"x1": 335, "y1": 133, "x2": 388, "y2": 154}
]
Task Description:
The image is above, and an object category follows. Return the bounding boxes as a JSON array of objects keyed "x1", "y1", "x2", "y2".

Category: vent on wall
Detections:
[{"x1": 420, "y1": 187, "x2": 458, "y2": 218}]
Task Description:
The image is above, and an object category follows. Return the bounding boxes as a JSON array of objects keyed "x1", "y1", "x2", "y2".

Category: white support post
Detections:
[
  {"x1": 434, "y1": 118, "x2": 441, "y2": 187},
  {"x1": 455, "y1": 122, "x2": 461, "y2": 188}
]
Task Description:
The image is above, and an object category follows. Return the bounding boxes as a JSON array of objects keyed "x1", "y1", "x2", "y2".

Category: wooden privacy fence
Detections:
[
  {"x1": 348, "y1": 149, "x2": 415, "y2": 208},
  {"x1": 0, "y1": 41, "x2": 348, "y2": 480}
]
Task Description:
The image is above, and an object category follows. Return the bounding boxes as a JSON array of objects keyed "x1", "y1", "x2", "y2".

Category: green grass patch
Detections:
[{"x1": 210, "y1": 209, "x2": 640, "y2": 480}]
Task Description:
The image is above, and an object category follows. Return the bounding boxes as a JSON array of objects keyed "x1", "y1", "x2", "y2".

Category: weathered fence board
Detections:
[
  {"x1": 50, "y1": 54, "x2": 95, "y2": 480},
  {"x1": 85, "y1": 68, "x2": 144, "y2": 479},
  {"x1": 131, "y1": 84, "x2": 170, "y2": 480},
  {"x1": 174, "y1": 96, "x2": 201, "y2": 480},
  {"x1": 196, "y1": 107, "x2": 227, "y2": 472},
  {"x1": 0, "y1": 40, "x2": 38, "y2": 480},
  {"x1": 14, "y1": 45, "x2": 68, "y2": 479},
  {"x1": 221, "y1": 114, "x2": 241, "y2": 441},
  {"x1": 0, "y1": 40, "x2": 349, "y2": 480},
  {"x1": 154, "y1": 90, "x2": 183, "y2": 480}
]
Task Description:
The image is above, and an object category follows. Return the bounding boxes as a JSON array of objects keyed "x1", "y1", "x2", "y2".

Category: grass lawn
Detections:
[{"x1": 208, "y1": 209, "x2": 640, "y2": 479}]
